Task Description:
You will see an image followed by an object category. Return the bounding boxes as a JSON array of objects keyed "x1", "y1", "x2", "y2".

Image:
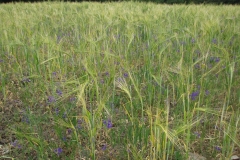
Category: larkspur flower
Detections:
[
  {"x1": 194, "y1": 132, "x2": 201, "y2": 138},
  {"x1": 11, "y1": 140, "x2": 22, "y2": 149},
  {"x1": 215, "y1": 146, "x2": 221, "y2": 151},
  {"x1": 212, "y1": 38, "x2": 217, "y2": 44},
  {"x1": 102, "y1": 144, "x2": 107, "y2": 151},
  {"x1": 190, "y1": 91, "x2": 199, "y2": 100},
  {"x1": 76, "y1": 119, "x2": 82, "y2": 129},
  {"x1": 55, "y1": 108, "x2": 59, "y2": 115},
  {"x1": 215, "y1": 57, "x2": 220, "y2": 63},
  {"x1": 48, "y1": 96, "x2": 56, "y2": 103},
  {"x1": 62, "y1": 136, "x2": 67, "y2": 142},
  {"x1": 104, "y1": 72, "x2": 109, "y2": 77},
  {"x1": 69, "y1": 97, "x2": 76, "y2": 102},
  {"x1": 191, "y1": 38, "x2": 196, "y2": 43},
  {"x1": 123, "y1": 73, "x2": 129, "y2": 78},
  {"x1": 103, "y1": 119, "x2": 113, "y2": 129},
  {"x1": 56, "y1": 89, "x2": 62, "y2": 96},
  {"x1": 57, "y1": 35, "x2": 62, "y2": 44},
  {"x1": 62, "y1": 112, "x2": 67, "y2": 119},
  {"x1": 54, "y1": 148, "x2": 63, "y2": 156},
  {"x1": 100, "y1": 79, "x2": 104, "y2": 84},
  {"x1": 20, "y1": 110, "x2": 30, "y2": 124},
  {"x1": 22, "y1": 116, "x2": 30, "y2": 124},
  {"x1": 205, "y1": 90, "x2": 210, "y2": 95},
  {"x1": 67, "y1": 129, "x2": 72, "y2": 135}
]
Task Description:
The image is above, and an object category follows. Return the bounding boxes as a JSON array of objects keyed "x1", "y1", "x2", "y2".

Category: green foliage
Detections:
[{"x1": 0, "y1": 2, "x2": 239, "y2": 160}]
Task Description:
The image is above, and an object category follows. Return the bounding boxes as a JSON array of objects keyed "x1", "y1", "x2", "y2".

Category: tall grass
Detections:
[{"x1": 0, "y1": 2, "x2": 239, "y2": 159}]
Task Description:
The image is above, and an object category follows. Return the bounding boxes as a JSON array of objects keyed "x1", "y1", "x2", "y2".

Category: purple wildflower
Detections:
[
  {"x1": 123, "y1": 73, "x2": 129, "y2": 78},
  {"x1": 67, "y1": 129, "x2": 72, "y2": 135},
  {"x1": 11, "y1": 140, "x2": 22, "y2": 149},
  {"x1": 69, "y1": 97, "x2": 76, "y2": 102},
  {"x1": 0, "y1": 59, "x2": 3, "y2": 63},
  {"x1": 100, "y1": 79, "x2": 104, "y2": 84},
  {"x1": 55, "y1": 108, "x2": 59, "y2": 115},
  {"x1": 194, "y1": 132, "x2": 201, "y2": 138},
  {"x1": 56, "y1": 89, "x2": 62, "y2": 96},
  {"x1": 54, "y1": 148, "x2": 63, "y2": 156},
  {"x1": 52, "y1": 72, "x2": 57, "y2": 76},
  {"x1": 212, "y1": 38, "x2": 217, "y2": 44},
  {"x1": 191, "y1": 38, "x2": 196, "y2": 43},
  {"x1": 102, "y1": 144, "x2": 107, "y2": 151},
  {"x1": 57, "y1": 35, "x2": 62, "y2": 44},
  {"x1": 190, "y1": 91, "x2": 199, "y2": 100},
  {"x1": 48, "y1": 96, "x2": 56, "y2": 103},
  {"x1": 103, "y1": 119, "x2": 113, "y2": 129},
  {"x1": 105, "y1": 72, "x2": 109, "y2": 77},
  {"x1": 215, "y1": 146, "x2": 221, "y2": 151},
  {"x1": 215, "y1": 57, "x2": 220, "y2": 63},
  {"x1": 76, "y1": 119, "x2": 82, "y2": 129},
  {"x1": 62, "y1": 112, "x2": 67, "y2": 119},
  {"x1": 205, "y1": 90, "x2": 210, "y2": 96},
  {"x1": 62, "y1": 136, "x2": 67, "y2": 142},
  {"x1": 22, "y1": 116, "x2": 30, "y2": 124}
]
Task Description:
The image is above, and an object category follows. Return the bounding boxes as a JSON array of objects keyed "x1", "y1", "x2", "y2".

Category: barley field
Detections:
[{"x1": 0, "y1": 2, "x2": 239, "y2": 159}]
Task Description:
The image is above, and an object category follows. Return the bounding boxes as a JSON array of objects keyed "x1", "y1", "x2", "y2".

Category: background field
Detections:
[{"x1": 0, "y1": 2, "x2": 240, "y2": 159}]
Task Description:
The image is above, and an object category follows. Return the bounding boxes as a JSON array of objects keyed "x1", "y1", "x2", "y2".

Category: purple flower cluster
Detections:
[
  {"x1": 11, "y1": 140, "x2": 22, "y2": 149},
  {"x1": 190, "y1": 86, "x2": 210, "y2": 101},
  {"x1": 56, "y1": 89, "x2": 62, "y2": 96},
  {"x1": 215, "y1": 146, "x2": 221, "y2": 151},
  {"x1": 103, "y1": 119, "x2": 113, "y2": 129},
  {"x1": 190, "y1": 90, "x2": 199, "y2": 100},
  {"x1": 210, "y1": 57, "x2": 220, "y2": 63},
  {"x1": 194, "y1": 132, "x2": 201, "y2": 138},
  {"x1": 48, "y1": 96, "x2": 56, "y2": 103},
  {"x1": 76, "y1": 119, "x2": 82, "y2": 129},
  {"x1": 54, "y1": 148, "x2": 63, "y2": 156},
  {"x1": 212, "y1": 38, "x2": 217, "y2": 44},
  {"x1": 102, "y1": 144, "x2": 107, "y2": 151}
]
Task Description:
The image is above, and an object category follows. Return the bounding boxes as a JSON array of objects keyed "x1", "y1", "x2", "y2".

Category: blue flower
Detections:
[
  {"x1": 191, "y1": 38, "x2": 196, "y2": 43},
  {"x1": 103, "y1": 119, "x2": 113, "y2": 129},
  {"x1": 76, "y1": 119, "x2": 82, "y2": 129},
  {"x1": 56, "y1": 89, "x2": 62, "y2": 96},
  {"x1": 54, "y1": 148, "x2": 63, "y2": 156},
  {"x1": 123, "y1": 73, "x2": 129, "y2": 78},
  {"x1": 102, "y1": 144, "x2": 107, "y2": 151},
  {"x1": 55, "y1": 108, "x2": 59, "y2": 115},
  {"x1": 11, "y1": 140, "x2": 22, "y2": 149},
  {"x1": 48, "y1": 96, "x2": 56, "y2": 103},
  {"x1": 62, "y1": 112, "x2": 67, "y2": 119},
  {"x1": 215, "y1": 146, "x2": 221, "y2": 151},
  {"x1": 67, "y1": 129, "x2": 72, "y2": 135},
  {"x1": 212, "y1": 38, "x2": 217, "y2": 44},
  {"x1": 205, "y1": 90, "x2": 210, "y2": 96},
  {"x1": 194, "y1": 132, "x2": 201, "y2": 138},
  {"x1": 104, "y1": 72, "x2": 109, "y2": 77},
  {"x1": 190, "y1": 91, "x2": 199, "y2": 100}
]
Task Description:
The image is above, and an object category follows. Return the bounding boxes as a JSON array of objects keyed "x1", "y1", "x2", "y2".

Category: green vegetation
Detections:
[{"x1": 0, "y1": 2, "x2": 239, "y2": 159}]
